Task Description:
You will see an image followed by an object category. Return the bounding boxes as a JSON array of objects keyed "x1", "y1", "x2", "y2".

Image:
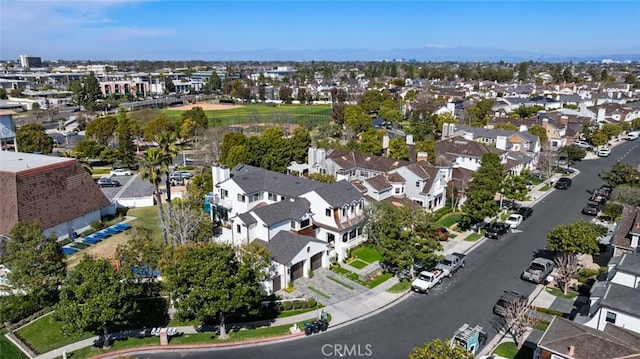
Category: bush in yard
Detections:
[
  {"x1": 90, "y1": 220, "x2": 103, "y2": 230},
  {"x1": 433, "y1": 207, "x2": 453, "y2": 220},
  {"x1": 292, "y1": 300, "x2": 302, "y2": 310},
  {"x1": 282, "y1": 301, "x2": 292, "y2": 311},
  {"x1": 300, "y1": 300, "x2": 308, "y2": 309},
  {"x1": 306, "y1": 298, "x2": 317, "y2": 308}
]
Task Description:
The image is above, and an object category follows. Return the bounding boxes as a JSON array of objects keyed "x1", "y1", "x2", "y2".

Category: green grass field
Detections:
[
  {"x1": 348, "y1": 259, "x2": 369, "y2": 269},
  {"x1": 351, "y1": 246, "x2": 382, "y2": 263},
  {"x1": 438, "y1": 213, "x2": 462, "y2": 228},
  {"x1": 0, "y1": 330, "x2": 28, "y2": 359},
  {"x1": 386, "y1": 279, "x2": 411, "y2": 294},
  {"x1": 15, "y1": 314, "x2": 94, "y2": 355},
  {"x1": 162, "y1": 103, "x2": 332, "y2": 129}
]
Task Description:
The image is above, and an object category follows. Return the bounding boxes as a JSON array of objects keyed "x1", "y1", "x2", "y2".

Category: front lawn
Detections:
[
  {"x1": 464, "y1": 232, "x2": 483, "y2": 242},
  {"x1": 545, "y1": 286, "x2": 579, "y2": 299},
  {"x1": 351, "y1": 246, "x2": 382, "y2": 263},
  {"x1": 438, "y1": 213, "x2": 462, "y2": 228},
  {"x1": 348, "y1": 259, "x2": 369, "y2": 269},
  {"x1": 332, "y1": 267, "x2": 392, "y2": 289},
  {"x1": 539, "y1": 184, "x2": 551, "y2": 191},
  {"x1": 493, "y1": 341, "x2": 518, "y2": 358},
  {"x1": 386, "y1": 280, "x2": 411, "y2": 293}
]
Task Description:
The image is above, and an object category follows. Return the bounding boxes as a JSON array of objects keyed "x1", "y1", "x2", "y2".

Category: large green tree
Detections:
[
  {"x1": 289, "y1": 127, "x2": 311, "y2": 164},
  {"x1": 344, "y1": 105, "x2": 371, "y2": 134},
  {"x1": 409, "y1": 338, "x2": 471, "y2": 359},
  {"x1": 16, "y1": 123, "x2": 54, "y2": 154},
  {"x1": 115, "y1": 111, "x2": 137, "y2": 165},
  {"x1": 358, "y1": 128, "x2": 384, "y2": 156},
  {"x1": 528, "y1": 124, "x2": 548, "y2": 145},
  {"x1": 369, "y1": 203, "x2": 442, "y2": 276},
  {"x1": 5, "y1": 222, "x2": 65, "y2": 302},
  {"x1": 501, "y1": 174, "x2": 529, "y2": 204},
  {"x1": 601, "y1": 162, "x2": 640, "y2": 187},
  {"x1": 388, "y1": 137, "x2": 409, "y2": 160},
  {"x1": 359, "y1": 89, "x2": 383, "y2": 113},
  {"x1": 460, "y1": 153, "x2": 504, "y2": 227},
  {"x1": 73, "y1": 139, "x2": 105, "y2": 159},
  {"x1": 143, "y1": 114, "x2": 175, "y2": 141},
  {"x1": 559, "y1": 145, "x2": 587, "y2": 163},
  {"x1": 546, "y1": 220, "x2": 606, "y2": 294},
  {"x1": 115, "y1": 226, "x2": 163, "y2": 292},
  {"x1": 82, "y1": 72, "x2": 102, "y2": 111},
  {"x1": 54, "y1": 257, "x2": 140, "y2": 348},
  {"x1": 86, "y1": 116, "x2": 118, "y2": 146},
  {"x1": 163, "y1": 242, "x2": 269, "y2": 338},
  {"x1": 220, "y1": 132, "x2": 247, "y2": 166}
]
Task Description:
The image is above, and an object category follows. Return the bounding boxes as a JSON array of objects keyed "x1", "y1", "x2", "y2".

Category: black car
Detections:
[
  {"x1": 582, "y1": 201, "x2": 601, "y2": 216},
  {"x1": 97, "y1": 178, "x2": 121, "y2": 188},
  {"x1": 493, "y1": 290, "x2": 527, "y2": 316},
  {"x1": 554, "y1": 178, "x2": 572, "y2": 189},
  {"x1": 516, "y1": 206, "x2": 534, "y2": 219},
  {"x1": 485, "y1": 222, "x2": 510, "y2": 239}
]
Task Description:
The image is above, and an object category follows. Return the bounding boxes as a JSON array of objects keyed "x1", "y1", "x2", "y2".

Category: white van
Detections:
[{"x1": 626, "y1": 131, "x2": 640, "y2": 141}]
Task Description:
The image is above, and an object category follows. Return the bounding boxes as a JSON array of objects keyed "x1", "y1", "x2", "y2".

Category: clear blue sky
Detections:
[{"x1": 1, "y1": 0, "x2": 639, "y2": 61}]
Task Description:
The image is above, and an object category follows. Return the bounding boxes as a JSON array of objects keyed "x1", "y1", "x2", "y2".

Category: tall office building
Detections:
[{"x1": 18, "y1": 55, "x2": 42, "y2": 68}]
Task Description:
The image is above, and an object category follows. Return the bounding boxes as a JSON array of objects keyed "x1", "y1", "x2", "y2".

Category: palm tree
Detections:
[
  {"x1": 139, "y1": 147, "x2": 169, "y2": 244},
  {"x1": 155, "y1": 133, "x2": 179, "y2": 204}
]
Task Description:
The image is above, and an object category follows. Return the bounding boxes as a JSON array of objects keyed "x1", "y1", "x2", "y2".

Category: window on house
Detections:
[
  {"x1": 350, "y1": 205, "x2": 354, "y2": 214},
  {"x1": 342, "y1": 233, "x2": 348, "y2": 242},
  {"x1": 280, "y1": 196, "x2": 287, "y2": 201},
  {"x1": 301, "y1": 218, "x2": 310, "y2": 228},
  {"x1": 342, "y1": 208, "x2": 347, "y2": 217},
  {"x1": 236, "y1": 224, "x2": 241, "y2": 233},
  {"x1": 416, "y1": 181, "x2": 420, "y2": 187},
  {"x1": 325, "y1": 208, "x2": 331, "y2": 216},
  {"x1": 268, "y1": 192, "x2": 276, "y2": 201},
  {"x1": 359, "y1": 201, "x2": 363, "y2": 210},
  {"x1": 249, "y1": 193, "x2": 262, "y2": 202},
  {"x1": 395, "y1": 188, "x2": 400, "y2": 194},
  {"x1": 606, "y1": 311, "x2": 617, "y2": 324},
  {"x1": 349, "y1": 230, "x2": 356, "y2": 239},
  {"x1": 220, "y1": 189, "x2": 228, "y2": 199},
  {"x1": 327, "y1": 233, "x2": 335, "y2": 243},
  {"x1": 237, "y1": 194, "x2": 245, "y2": 202},
  {"x1": 357, "y1": 227, "x2": 363, "y2": 236},
  {"x1": 290, "y1": 220, "x2": 296, "y2": 229}
]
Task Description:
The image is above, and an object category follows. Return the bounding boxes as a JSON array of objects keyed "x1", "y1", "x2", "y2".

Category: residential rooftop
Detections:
[{"x1": 0, "y1": 151, "x2": 73, "y2": 173}]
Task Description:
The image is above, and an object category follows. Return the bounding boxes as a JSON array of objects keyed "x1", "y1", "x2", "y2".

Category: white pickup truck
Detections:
[{"x1": 411, "y1": 268, "x2": 446, "y2": 293}]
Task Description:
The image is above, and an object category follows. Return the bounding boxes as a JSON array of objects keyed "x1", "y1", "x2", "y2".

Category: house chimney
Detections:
[
  {"x1": 566, "y1": 345, "x2": 575, "y2": 358},
  {"x1": 382, "y1": 135, "x2": 390, "y2": 150},
  {"x1": 406, "y1": 134, "x2": 414, "y2": 145},
  {"x1": 597, "y1": 108, "x2": 606, "y2": 123},
  {"x1": 417, "y1": 151, "x2": 429, "y2": 162},
  {"x1": 560, "y1": 115, "x2": 569, "y2": 126}
]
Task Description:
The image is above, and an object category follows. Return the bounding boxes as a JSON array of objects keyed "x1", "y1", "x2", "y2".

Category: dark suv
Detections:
[
  {"x1": 485, "y1": 222, "x2": 510, "y2": 239},
  {"x1": 554, "y1": 178, "x2": 572, "y2": 189},
  {"x1": 493, "y1": 290, "x2": 527, "y2": 316},
  {"x1": 582, "y1": 201, "x2": 601, "y2": 216}
]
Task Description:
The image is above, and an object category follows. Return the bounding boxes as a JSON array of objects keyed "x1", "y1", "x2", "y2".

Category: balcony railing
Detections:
[{"x1": 212, "y1": 196, "x2": 233, "y2": 209}]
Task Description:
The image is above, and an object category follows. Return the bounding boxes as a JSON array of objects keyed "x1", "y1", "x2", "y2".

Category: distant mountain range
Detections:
[{"x1": 139, "y1": 46, "x2": 640, "y2": 63}]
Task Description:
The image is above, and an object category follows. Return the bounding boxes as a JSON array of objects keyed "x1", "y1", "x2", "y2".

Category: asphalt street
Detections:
[{"x1": 144, "y1": 140, "x2": 640, "y2": 359}]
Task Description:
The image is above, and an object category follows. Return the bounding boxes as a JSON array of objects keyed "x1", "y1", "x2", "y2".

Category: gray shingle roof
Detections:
[
  {"x1": 258, "y1": 231, "x2": 326, "y2": 265},
  {"x1": 229, "y1": 164, "x2": 324, "y2": 198},
  {"x1": 599, "y1": 282, "x2": 640, "y2": 317},
  {"x1": 313, "y1": 180, "x2": 363, "y2": 208},
  {"x1": 617, "y1": 252, "x2": 640, "y2": 276},
  {"x1": 612, "y1": 205, "x2": 640, "y2": 251},
  {"x1": 538, "y1": 317, "x2": 640, "y2": 358},
  {"x1": 237, "y1": 212, "x2": 257, "y2": 226},
  {"x1": 252, "y1": 198, "x2": 311, "y2": 226}
]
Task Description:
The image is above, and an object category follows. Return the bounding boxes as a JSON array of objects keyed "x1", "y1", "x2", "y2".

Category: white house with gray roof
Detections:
[
  {"x1": 584, "y1": 252, "x2": 640, "y2": 334},
  {"x1": 210, "y1": 163, "x2": 367, "y2": 293}
]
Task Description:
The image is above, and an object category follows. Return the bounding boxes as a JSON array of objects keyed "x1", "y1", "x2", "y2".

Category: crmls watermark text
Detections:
[{"x1": 321, "y1": 344, "x2": 373, "y2": 357}]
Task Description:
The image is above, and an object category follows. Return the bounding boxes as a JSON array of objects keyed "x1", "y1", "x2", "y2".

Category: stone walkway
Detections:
[{"x1": 281, "y1": 268, "x2": 368, "y2": 306}]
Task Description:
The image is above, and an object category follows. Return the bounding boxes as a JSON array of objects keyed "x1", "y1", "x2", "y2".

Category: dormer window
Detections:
[
  {"x1": 342, "y1": 208, "x2": 347, "y2": 217},
  {"x1": 237, "y1": 194, "x2": 246, "y2": 202},
  {"x1": 325, "y1": 208, "x2": 331, "y2": 216},
  {"x1": 416, "y1": 181, "x2": 420, "y2": 187}
]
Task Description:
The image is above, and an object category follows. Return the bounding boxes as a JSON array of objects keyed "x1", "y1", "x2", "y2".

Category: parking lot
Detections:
[{"x1": 99, "y1": 174, "x2": 154, "y2": 201}]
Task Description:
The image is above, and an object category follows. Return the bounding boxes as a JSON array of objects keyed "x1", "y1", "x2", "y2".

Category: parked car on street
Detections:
[
  {"x1": 493, "y1": 290, "x2": 527, "y2": 316},
  {"x1": 97, "y1": 178, "x2": 121, "y2": 188},
  {"x1": 554, "y1": 178, "x2": 572, "y2": 189},
  {"x1": 411, "y1": 268, "x2": 446, "y2": 294},
  {"x1": 504, "y1": 214, "x2": 524, "y2": 229},
  {"x1": 435, "y1": 253, "x2": 466, "y2": 277},
  {"x1": 626, "y1": 131, "x2": 639, "y2": 141},
  {"x1": 573, "y1": 140, "x2": 593, "y2": 149},
  {"x1": 582, "y1": 201, "x2": 602, "y2": 216},
  {"x1": 598, "y1": 148, "x2": 611, "y2": 157},
  {"x1": 516, "y1": 206, "x2": 533, "y2": 220},
  {"x1": 485, "y1": 222, "x2": 510, "y2": 239},
  {"x1": 521, "y1": 257, "x2": 554, "y2": 284},
  {"x1": 110, "y1": 168, "x2": 133, "y2": 176}
]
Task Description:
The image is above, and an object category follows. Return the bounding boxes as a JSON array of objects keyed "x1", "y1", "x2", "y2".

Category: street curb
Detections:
[{"x1": 89, "y1": 331, "x2": 306, "y2": 359}]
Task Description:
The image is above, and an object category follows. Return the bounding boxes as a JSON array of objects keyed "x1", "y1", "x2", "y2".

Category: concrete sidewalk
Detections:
[{"x1": 30, "y1": 167, "x2": 566, "y2": 359}]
